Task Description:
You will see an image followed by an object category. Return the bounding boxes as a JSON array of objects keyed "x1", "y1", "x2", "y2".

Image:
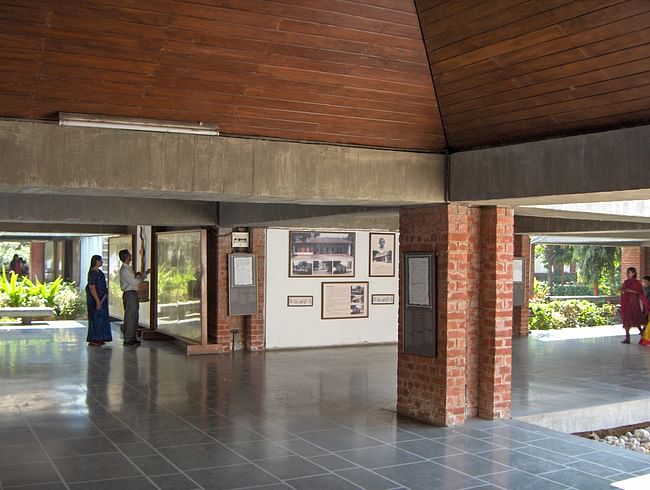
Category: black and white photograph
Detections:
[
  {"x1": 369, "y1": 233, "x2": 395, "y2": 277},
  {"x1": 290, "y1": 231, "x2": 355, "y2": 277}
]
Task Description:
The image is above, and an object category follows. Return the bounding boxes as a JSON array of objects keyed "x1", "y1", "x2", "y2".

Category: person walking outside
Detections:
[
  {"x1": 86, "y1": 255, "x2": 112, "y2": 346},
  {"x1": 119, "y1": 249, "x2": 149, "y2": 346},
  {"x1": 620, "y1": 267, "x2": 650, "y2": 344}
]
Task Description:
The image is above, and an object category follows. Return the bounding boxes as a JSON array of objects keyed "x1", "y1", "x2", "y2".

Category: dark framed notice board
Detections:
[
  {"x1": 228, "y1": 253, "x2": 258, "y2": 316},
  {"x1": 402, "y1": 252, "x2": 436, "y2": 358}
]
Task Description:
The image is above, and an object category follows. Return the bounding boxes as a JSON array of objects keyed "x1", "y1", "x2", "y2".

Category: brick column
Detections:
[
  {"x1": 30, "y1": 241, "x2": 45, "y2": 282},
  {"x1": 513, "y1": 235, "x2": 531, "y2": 337},
  {"x1": 478, "y1": 207, "x2": 514, "y2": 420},
  {"x1": 246, "y1": 228, "x2": 266, "y2": 351},
  {"x1": 621, "y1": 246, "x2": 648, "y2": 277},
  {"x1": 398, "y1": 204, "x2": 513, "y2": 426}
]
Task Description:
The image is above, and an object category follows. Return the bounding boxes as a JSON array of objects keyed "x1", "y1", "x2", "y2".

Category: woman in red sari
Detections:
[{"x1": 621, "y1": 267, "x2": 650, "y2": 344}]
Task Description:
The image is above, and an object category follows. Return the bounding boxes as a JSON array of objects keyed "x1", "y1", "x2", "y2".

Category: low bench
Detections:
[{"x1": 0, "y1": 307, "x2": 54, "y2": 325}]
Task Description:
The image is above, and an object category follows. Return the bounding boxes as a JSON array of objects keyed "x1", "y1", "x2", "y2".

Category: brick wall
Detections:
[
  {"x1": 621, "y1": 246, "x2": 650, "y2": 278},
  {"x1": 397, "y1": 204, "x2": 513, "y2": 426},
  {"x1": 513, "y1": 235, "x2": 531, "y2": 337},
  {"x1": 209, "y1": 227, "x2": 266, "y2": 353}
]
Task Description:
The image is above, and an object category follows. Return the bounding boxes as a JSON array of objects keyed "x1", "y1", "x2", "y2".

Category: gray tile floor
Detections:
[
  {"x1": 0, "y1": 323, "x2": 649, "y2": 489},
  {"x1": 512, "y1": 332, "x2": 650, "y2": 416}
]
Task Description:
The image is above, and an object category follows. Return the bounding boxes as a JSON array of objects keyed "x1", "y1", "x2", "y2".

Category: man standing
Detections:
[{"x1": 119, "y1": 249, "x2": 148, "y2": 346}]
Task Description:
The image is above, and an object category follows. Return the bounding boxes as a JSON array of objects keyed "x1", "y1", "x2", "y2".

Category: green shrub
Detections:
[
  {"x1": 549, "y1": 282, "x2": 594, "y2": 296},
  {"x1": 52, "y1": 282, "x2": 85, "y2": 320},
  {"x1": 529, "y1": 299, "x2": 619, "y2": 330}
]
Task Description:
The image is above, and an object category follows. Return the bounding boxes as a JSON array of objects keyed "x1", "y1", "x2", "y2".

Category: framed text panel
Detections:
[{"x1": 403, "y1": 252, "x2": 436, "y2": 358}]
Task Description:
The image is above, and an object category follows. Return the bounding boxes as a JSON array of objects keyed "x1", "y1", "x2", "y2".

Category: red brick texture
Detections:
[
  {"x1": 621, "y1": 246, "x2": 650, "y2": 278},
  {"x1": 397, "y1": 204, "x2": 513, "y2": 426},
  {"x1": 513, "y1": 235, "x2": 531, "y2": 337},
  {"x1": 210, "y1": 227, "x2": 266, "y2": 353}
]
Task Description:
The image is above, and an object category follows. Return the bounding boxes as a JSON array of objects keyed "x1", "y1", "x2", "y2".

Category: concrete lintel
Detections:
[
  {"x1": 515, "y1": 216, "x2": 650, "y2": 235},
  {"x1": 0, "y1": 119, "x2": 445, "y2": 206},
  {"x1": 0, "y1": 193, "x2": 217, "y2": 226},
  {"x1": 450, "y1": 125, "x2": 650, "y2": 205},
  {"x1": 0, "y1": 222, "x2": 128, "y2": 236},
  {"x1": 219, "y1": 202, "x2": 399, "y2": 230}
]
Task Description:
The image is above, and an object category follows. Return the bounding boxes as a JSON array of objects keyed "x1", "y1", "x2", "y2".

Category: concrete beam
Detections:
[
  {"x1": 0, "y1": 193, "x2": 217, "y2": 226},
  {"x1": 515, "y1": 216, "x2": 650, "y2": 235},
  {"x1": 450, "y1": 125, "x2": 650, "y2": 205},
  {"x1": 0, "y1": 222, "x2": 128, "y2": 235},
  {"x1": 0, "y1": 119, "x2": 445, "y2": 206},
  {"x1": 219, "y1": 202, "x2": 399, "y2": 230}
]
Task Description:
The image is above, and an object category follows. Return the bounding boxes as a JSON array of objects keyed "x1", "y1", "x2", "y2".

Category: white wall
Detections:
[
  {"x1": 265, "y1": 228, "x2": 398, "y2": 349},
  {"x1": 79, "y1": 236, "x2": 104, "y2": 290}
]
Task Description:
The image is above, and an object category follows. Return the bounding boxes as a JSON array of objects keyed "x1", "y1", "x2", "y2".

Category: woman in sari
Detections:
[
  {"x1": 620, "y1": 267, "x2": 650, "y2": 344},
  {"x1": 86, "y1": 255, "x2": 112, "y2": 346}
]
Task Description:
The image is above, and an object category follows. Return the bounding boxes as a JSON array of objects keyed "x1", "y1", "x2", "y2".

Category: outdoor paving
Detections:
[{"x1": 0, "y1": 323, "x2": 649, "y2": 489}]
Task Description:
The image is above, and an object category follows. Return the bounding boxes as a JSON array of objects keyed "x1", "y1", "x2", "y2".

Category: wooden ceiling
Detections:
[
  {"x1": 417, "y1": 0, "x2": 650, "y2": 150},
  {"x1": 0, "y1": 0, "x2": 444, "y2": 151},
  {"x1": 1, "y1": 1, "x2": 649, "y2": 152}
]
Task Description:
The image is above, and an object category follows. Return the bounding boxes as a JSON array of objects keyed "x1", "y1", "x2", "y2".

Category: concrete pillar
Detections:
[
  {"x1": 513, "y1": 235, "x2": 531, "y2": 337},
  {"x1": 478, "y1": 207, "x2": 514, "y2": 420},
  {"x1": 397, "y1": 205, "x2": 514, "y2": 426},
  {"x1": 30, "y1": 241, "x2": 45, "y2": 282}
]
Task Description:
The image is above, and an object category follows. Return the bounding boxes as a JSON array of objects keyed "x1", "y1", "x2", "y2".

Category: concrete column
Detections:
[
  {"x1": 30, "y1": 241, "x2": 45, "y2": 282},
  {"x1": 513, "y1": 235, "x2": 531, "y2": 337},
  {"x1": 397, "y1": 204, "x2": 514, "y2": 426},
  {"x1": 478, "y1": 207, "x2": 514, "y2": 420}
]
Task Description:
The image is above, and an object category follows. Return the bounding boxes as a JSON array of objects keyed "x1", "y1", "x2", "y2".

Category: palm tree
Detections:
[{"x1": 572, "y1": 246, "x2": 620, "y2": 295}]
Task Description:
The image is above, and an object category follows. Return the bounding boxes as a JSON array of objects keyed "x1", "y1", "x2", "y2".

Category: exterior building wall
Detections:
[
  {"x1": 397, "y1": 205, "x2": 514, "y2": 426},
  {"x1": 621, "y1": 247, "x2": 648, "y2": 278}
]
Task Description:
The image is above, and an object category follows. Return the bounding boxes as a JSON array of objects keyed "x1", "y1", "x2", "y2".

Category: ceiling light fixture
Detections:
[{"x1": 58, "y1": 113, "x2": 219, "y2": 136}]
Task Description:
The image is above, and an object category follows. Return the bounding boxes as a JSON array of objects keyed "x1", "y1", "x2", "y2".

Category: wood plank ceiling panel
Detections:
[
  {"x1": 0, "y1": 0, "x2": 444, "y2": 151},
  {"x1": 416, "y1": 0, "x2": 650, "y2": 150}
]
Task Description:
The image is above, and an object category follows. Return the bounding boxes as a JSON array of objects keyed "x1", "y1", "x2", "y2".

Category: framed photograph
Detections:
[
  {"x1": 289, "y1": 231, "x2": 355, "y2": 277},
  {"x1": 371, "y1": 294, "x2": 394, "y2": 305},
  {"x1": 287, "y1": 296, "x2": 313, "y2": 307},
  {"x1": 322, "y1": 282, "x2": 369, "y2": 319},
  {"x1": 369, "y1": 233, "x2": 395, "y2": 277}
]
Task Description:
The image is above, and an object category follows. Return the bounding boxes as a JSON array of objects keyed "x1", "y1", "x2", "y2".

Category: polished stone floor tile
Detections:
[
  {"x1": 3, "y1": 326, "x2": 650, "y2": 490},
  {"x1": 298, "y1": 427, "x2": 384, "y2": 451},
  {"x1": 0, "y1": 461, "x2": 61, "y2": 487},
  {"x1": 309, "y1": 453, "x2": 358, "y2": 471},
  {"x1": 480, "y1": 469, "x2": 569, "y2": 490},
  {"x1": 336, "y1": 445, "x2": 424, "y2": 469},
  {"x1": 256, "y1": 455, "x2": 327, "y2": 480},
  {"x1": 53, "y1": 452, "x2": 142, "y2": 482},
  {"x1": 226, "y1": 440, "x2": 293, "y2": 460},
  {"x1": 186, "y1": 464, "x2": 280, "y2": 489},
  {"x1": 159, "y1": 443, "x2": 247, "y2": 470},
  {"x1": 395, "y1": 439, "x2": 464, "y2": 459},
  {"x1": 150, "y1": 473, "x2": 201, "y2": 490},
  {"x1": 43, "y1": 435, "x2": 117, "y2": 458},
  {"x1": 0, "y1": 443, "x2": 49, "y2": 465},
  {"x1": 375, "y1": 461, "x2": 483, "y2": 490},
  {"x1": 67, "y1": 477, "x2": 158, "y2": 489},
  {"x1": 288, "y1": 473, "x2": 362, "y2": 489}
]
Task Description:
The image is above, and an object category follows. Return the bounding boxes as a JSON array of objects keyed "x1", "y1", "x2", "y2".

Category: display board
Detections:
[
  {"x1": 228, "y1": 253, "x2": 258, "y2": 316},
  {"x1": 156, "y1": 230, "x2": 204, "y2": 343},
  {"x1": 513, "y1": 257, "x2": 526, "y2": 307},
  {"x1": 289, "y1": 231, "x2": 355, "y2": 277},
  {"x1": 321, "y1": 281, "x2": 369, "y2": 319},
  {"x1": 403, "y1": 252, "x2": 436, "y2": 358}
]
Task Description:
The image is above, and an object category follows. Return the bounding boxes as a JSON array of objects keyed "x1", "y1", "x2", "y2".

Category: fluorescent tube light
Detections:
[{"x1": 58, "y1": 113, "x2": 218, "y2": 136}]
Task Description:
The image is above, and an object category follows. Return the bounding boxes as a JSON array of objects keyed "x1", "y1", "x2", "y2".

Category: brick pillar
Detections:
[
  {"x1": 621, "y1": 246, "x2": 650, "y2": 279},
  {"x1": 245, "y1": 228, "x2": 266, "y2": 351},
  {"x1": 397, "y1": 204, "x2": 513, "y2": 426},
  {"x1": 478, "y1": 207, "x2": 514, "y2": 420},
  {"x1": 513, "y1": 235, "x2": 531, "y2": 337},
  {"x1": 30, "y1": 241, "x2": 45, "y2": 282}
]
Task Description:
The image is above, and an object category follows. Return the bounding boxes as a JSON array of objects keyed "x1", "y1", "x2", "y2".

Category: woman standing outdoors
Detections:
[
  {"x1": 620, "y1": 267, "x2": 650, "y2": 344},
  {"x1": 86, "y1": 255, "x2": 112, "y2": 346}
]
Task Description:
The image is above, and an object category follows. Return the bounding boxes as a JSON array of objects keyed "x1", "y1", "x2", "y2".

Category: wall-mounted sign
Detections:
[
  {"x1": 371, "y1": 294, "x2": 394, "y2": 305},
  {"x1": 369, "y1": 233, "x2": 395, "y2": 277},
  {"x1": 287, "y1": 296, "x2": 313, "y2": 307},
  {"x1": 228, "y1": 253, "x2": 258, "y2": 316},
  {"x1": 232, "y1": 231, "x2": 250, "y2": 249},
  {"x1": 322, "y1": 281, "x2": 369, "y2": 319},
  {"x1": 406, "y1": 255, "x2": 431, "y2": 307},
  {"x1": 290, "y1": 231, "x2": 355, "y2": 277},
  {"x1": 233, "y1": 255, "x2": 254, "y2": 286},
  {"x1": 403, "y1": 252, "x2": 436, "y2": 358}
]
